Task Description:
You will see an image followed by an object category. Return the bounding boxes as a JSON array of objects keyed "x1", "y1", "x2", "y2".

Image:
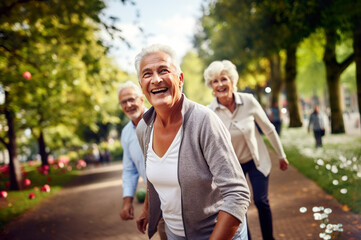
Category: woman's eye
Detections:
[{"x1": 143, "y1": 72, "x2": 151, "y2": 78}]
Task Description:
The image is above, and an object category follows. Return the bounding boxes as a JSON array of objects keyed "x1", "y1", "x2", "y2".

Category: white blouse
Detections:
[
  {"x1": 146, "y1": 126, "x2": 185, "y2": 237},
  {"x1": 209, "y1": 92, "x2": 286, "y2": 176}
]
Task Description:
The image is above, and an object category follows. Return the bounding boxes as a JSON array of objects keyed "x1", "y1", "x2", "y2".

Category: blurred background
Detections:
[{"x1": 0, "y1": 0, "x2": 360, "y2": 190}]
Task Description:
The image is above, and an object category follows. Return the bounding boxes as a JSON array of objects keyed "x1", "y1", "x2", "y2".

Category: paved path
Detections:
[
  {"x1": 248, "y1": 150, "x2": 361, "y2": 240},
  {"x1": 0, "y1": 163, "x2": 153, "y2": 240},
  {"x1": 1, "y1": 151, "x2": 360, "y2": 240}
]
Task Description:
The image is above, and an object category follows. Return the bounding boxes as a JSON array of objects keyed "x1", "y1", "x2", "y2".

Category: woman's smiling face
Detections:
[
  {"x1": 139, "y1": 51, "x2": 183, "y2": 109},
  {"x1": 210, "y1": 71, "x2": 234, "y2": 100}
]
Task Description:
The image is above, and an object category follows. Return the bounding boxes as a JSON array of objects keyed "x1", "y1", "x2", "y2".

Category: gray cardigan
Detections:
[{"x1": 136, "y1": 95, "x2": 250, "y2": 239}]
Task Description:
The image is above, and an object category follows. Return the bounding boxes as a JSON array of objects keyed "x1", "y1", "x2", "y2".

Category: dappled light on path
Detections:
[
  {"x1": 60, "y1": 163, "x2": 145, "y2": 196},
  {"x1": 1, "y1": 157, "x2": 360, "y2": 239},
  {"x1": 59, "y1": 178, "x2": 123, "y2": 195}
]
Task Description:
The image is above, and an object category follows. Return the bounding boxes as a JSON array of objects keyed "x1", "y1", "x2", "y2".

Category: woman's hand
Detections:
[
  {"x1": 279, "y1": 158, "x2": 289, "y2": 171},
  {"x1": 136, "y1": 191, "x2": 149, "y2": 234},
  {"x1": 136, "y1": 207, "x2": 149, "y2": 234}
]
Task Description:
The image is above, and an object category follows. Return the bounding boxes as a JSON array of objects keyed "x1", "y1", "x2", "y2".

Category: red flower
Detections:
[
  {"x1": 22, "y1": 71, "x2": 31, "y2": 80},
  {"x1": 0, "y1": 190, "x2": 7, "y2": 198},
  {"x1": 57, "y1": 162, "x2": 65, "y2": 169},
  {"x1": 0, "y1": 165, "x2": 10, "y2": 175},
  {"x1": 23, "y1": 178, "x2": 31, "y2": 186},
  {"x1": 28, "y1": 192, "x2": 35, "y2": 199},
  {"x1": 37, "y1": 165, "x2": 50, "y2": 175},
  {"x1": 76, "y1": 159, "x2": 87, "y2": 169},
  {"x1": 40, "y1": 184, "x2": 51, "y2": 192}
]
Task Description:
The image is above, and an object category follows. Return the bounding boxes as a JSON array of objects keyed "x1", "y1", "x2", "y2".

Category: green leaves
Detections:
[
  {"x1": 195, "y1": 0, "x2": 327, "y2": 88},
  {"x1": 181, "y1": 51, "x2": 213, "y2": 105},
  {"x1": 0, "y1": 0, "x2": 130, "y2": 151}
]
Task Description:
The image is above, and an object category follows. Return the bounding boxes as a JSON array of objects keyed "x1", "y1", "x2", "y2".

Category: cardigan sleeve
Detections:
[
  {"x1": 251, "y1": 96, "x2": 286, "y2": 159},
  {"x1": 199, "y1": 109, "x2": 251, "y2": 222}
]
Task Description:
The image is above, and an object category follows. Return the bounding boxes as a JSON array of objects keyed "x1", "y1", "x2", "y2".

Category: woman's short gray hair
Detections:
[
  {"x1": 117, "y1": 80, "x2": 143, "y2": 98},
  {"x1": 134, "y1": 44, "x2": 182, "y2": 81},
  {"x1": 203, "y1": 60, "x2": 239, "y2": 92}
]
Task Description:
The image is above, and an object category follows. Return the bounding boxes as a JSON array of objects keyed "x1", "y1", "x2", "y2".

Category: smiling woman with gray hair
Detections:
[
  {"x1": 204, "y1": 60, "x2": 289, "y2": 240},
  {"x1": 134, "y1": 44, "x2": 250, "y2": 240}
]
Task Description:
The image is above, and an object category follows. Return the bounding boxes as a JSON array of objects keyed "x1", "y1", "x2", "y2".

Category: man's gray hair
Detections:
[
  {"x1": 134, "y1": 44, "x2": 182, "y2": 81},
  {"x1": 117, "y1": 80, "x2": 143, "y2": 98},
  {"x1": 203, "y1": 60, "x2": 239, "y2": 92}
]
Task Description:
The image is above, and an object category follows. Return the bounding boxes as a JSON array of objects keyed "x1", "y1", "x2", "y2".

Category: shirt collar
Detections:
[
  {"x1": 209, "y1": 92, "x2": 243, "y2": 110},
  {"x1": 234, "y1": 93, "x2": 243, "y2": 105}
]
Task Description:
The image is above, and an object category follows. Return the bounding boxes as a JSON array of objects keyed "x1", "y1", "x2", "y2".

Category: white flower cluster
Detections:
[{"x1": 299, "y1": 206, "x2": 343, "y2": 240}]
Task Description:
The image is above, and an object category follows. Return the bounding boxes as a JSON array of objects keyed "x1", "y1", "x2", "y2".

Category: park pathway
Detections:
[{"x1": 0, "y1": 149, "x2": 361, "y2": 240}]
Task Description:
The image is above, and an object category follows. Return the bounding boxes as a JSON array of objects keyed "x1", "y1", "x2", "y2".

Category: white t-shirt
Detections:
[{"x1": 146, "y1": 126, "x2": 185, "y2": 237}]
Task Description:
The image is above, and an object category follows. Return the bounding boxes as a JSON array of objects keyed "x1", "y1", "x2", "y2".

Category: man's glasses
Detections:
[{"x1": 119, "y1": 97, "x2": 138, "y2": 106}]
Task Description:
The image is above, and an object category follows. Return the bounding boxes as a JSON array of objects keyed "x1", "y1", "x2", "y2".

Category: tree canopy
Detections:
[{"x1": 0, "y1": 0, "x2": 131, "y2": 189}]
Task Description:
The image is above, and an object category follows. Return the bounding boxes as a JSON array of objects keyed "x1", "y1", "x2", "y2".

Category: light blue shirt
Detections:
[{"x1": 121, "y1": 120, "x2": 146, "y2": 198}]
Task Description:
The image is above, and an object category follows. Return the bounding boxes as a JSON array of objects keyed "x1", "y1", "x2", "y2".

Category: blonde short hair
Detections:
[{"x1": 203, "y1": 60, "x2": 238, "y2": 92}]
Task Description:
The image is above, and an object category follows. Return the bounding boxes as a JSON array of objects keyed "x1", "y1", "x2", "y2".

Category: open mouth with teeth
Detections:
[
  {"x1": 216, "y1": 88, "x2": 227, "y2": 92},
  {"x1": 151, "y1": 88, "x2": 168, "y2": 94},
  {"x1": 126, "y1": 107, "x2": 137, "y2": 113}
]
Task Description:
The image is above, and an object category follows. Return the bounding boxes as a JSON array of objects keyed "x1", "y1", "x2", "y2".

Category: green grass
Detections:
[
  {"x1": 280, "y1": 127, "x2": 361, "y2": 214},
  {"x1": 0, "y1": 162, "x2": 80, "y2": 229}
]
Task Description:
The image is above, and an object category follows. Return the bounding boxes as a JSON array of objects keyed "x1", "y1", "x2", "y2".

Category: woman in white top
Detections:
[
  {"x1": 204, "y1": 60, "x2": 289, "y2": 240},
  {"x1": 135, "y1": 44, "x2": 250, "y2": 240}
]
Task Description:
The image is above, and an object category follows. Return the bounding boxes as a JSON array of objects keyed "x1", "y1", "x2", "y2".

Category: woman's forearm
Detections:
[{"x1": 209, "y1": 211, "x2": 241, "y2": 240}]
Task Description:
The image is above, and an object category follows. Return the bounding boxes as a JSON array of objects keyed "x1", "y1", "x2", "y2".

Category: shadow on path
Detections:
[
  {"x1": 1, "y1": 152, "x2": 360, "y2": 240},
  {"x1": 0, "y1": 162, "x2": 152, "y2": 240}
]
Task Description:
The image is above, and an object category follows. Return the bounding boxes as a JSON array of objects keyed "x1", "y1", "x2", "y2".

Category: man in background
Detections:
[
  {"x1": 118, "y1": 81, "x2": 166, "y2": 239},
  {"x1": 118, "y1": 81, "x2": 146, "y2": 221}
]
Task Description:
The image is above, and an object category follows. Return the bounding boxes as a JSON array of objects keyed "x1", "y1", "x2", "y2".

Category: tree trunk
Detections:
[
  {"x1": 37, "y1": 130, "x2": 49, "y2": 167},
  {"x1": 353, "y1": 16, "x2": 361, "y2": 129},
  {"x1": 255, "y1": 84, "x2": 264, "y2": 106},
  {"x1": 269, "y1": 53, "x2": 282, "y2": 106},
  {"x1": 4, "y1": 91, "x2": 22, "y2": 190},
  {"x1": 326, "y1": 74, "x2": 345, "y2": 133},
  {"x1": 285, "y1": 44, "x2": 303, "y2": 127},
  {"x1": 323, "y1": 29, "x2": 354, "y2": 133}
]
